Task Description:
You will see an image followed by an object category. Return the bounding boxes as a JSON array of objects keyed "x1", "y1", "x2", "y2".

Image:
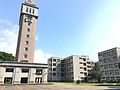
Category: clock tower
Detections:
[{"x1": 15, "y1": 0, "x2": 38, "y2": 63}]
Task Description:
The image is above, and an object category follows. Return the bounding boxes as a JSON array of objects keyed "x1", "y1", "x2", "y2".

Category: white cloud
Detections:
[
  {"x1": 0, "y1": 20, "x2": 18, "y2": 55},
  {"x1": 34, "y1": 49, "x2": 53, "y2": 64}
]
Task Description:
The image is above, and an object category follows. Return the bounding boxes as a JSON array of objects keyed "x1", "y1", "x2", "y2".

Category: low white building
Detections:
[{"x1": 0, "y1": 61, "x2": 48, "y2": 84}]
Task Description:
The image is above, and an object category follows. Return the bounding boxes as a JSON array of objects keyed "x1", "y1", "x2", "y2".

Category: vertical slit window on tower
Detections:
[
  {"x1": 32, "y1": 9, "x2": 34, "y2": 14},
  {"x1": 29, "y1": 8, "x2": 31, "y2": 13},
  {"x1": 26, "y1": 7, "x2": 28, "y2": 12}
]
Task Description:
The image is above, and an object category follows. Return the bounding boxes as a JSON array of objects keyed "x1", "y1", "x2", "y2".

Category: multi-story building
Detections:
[
  {"x1": 48, "y1": 55, "x2": 95, "y2": 82},
  {"x1": 98, "y1": 47, "x2": 120, "y2": 82},
  {"x1": 48, "y1": 57, "x2": 62, "y2": 82}
]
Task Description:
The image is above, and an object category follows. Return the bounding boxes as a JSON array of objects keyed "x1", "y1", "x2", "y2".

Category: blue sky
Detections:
[{"x1": 0, "y1": 0, "x2": 120, "y2": 63}]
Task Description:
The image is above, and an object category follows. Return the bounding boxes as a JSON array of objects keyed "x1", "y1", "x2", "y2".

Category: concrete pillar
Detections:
[
  {"x1": 42, "y1": 68, "x2": 48, "y2": 83},
  {"x1": 28, "y1": 68, "x2": 36, "y2": 84}
]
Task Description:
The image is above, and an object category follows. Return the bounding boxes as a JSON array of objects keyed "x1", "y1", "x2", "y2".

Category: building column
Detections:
[
  {"x1": 0, "y1": 67, "x2": 5, "y2": 84},
  {"x1": 28, "y1": 68, "x2": 36, "y2": 84},
  {"x1": 13, "y1": 68, "x2": 21, "y2": 84},
  {"x1": 42, "y1": 69, "x2": 48, "y2": 83}
]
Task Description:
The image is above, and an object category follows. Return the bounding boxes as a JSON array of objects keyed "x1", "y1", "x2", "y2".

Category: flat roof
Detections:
[{"x1": 0, "y1": 61, "x2": 48, "y2": 68}]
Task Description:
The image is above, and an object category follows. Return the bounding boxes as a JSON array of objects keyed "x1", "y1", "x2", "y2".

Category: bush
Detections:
[{"x1": 76, "y1": 80, "x2": 81, "y2": 84}]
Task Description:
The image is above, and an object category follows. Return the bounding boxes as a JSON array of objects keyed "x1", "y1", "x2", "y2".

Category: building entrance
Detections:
[
  {"x1": 20, "y1": 77, "x2": 28, "y2": 83},
  {"x1": 4, "y1": 77, "x2": 12, "y2": 84},
  {"x1": 35, "y1": 77, "x2": 42, "y2": 83}
]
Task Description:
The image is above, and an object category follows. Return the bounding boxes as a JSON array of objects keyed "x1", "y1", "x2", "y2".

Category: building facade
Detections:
[
  {"x1": 0, "y1": 61, "x2": 48, "y2": 84},
  {"x1": 48, "y1": 55, "x2": 95, "y2": 82},
  {"x1": 15, "y1": 0, "x2": 38, "y2": 63},
  {"x1": 98, "y1": 47, "x2": 120, "y2": 82},
  {"x1": 48, "y1": 57, "x2": 62, "y2": 82}
]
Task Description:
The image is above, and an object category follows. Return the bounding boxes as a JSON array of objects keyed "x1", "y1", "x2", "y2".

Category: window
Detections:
[
  {"x1": 102, "y1": 77, "x2": 105, "y2": 79},
  {"x1": 87, "y1": 62, "x2": 90, "y2": 64},
  {"x1": 80, "y1": 72, "x2": 83, "y2": 74},
  {"x1": 53, "y1": 73, "x2": 56, "y2": 76},
  {"x1": 32, "y1": 9, "x2": 34, "y2": 14},
  {"x1": 21, "y1": 69, "x2": 29, "y2": 73},
  {"x1": 83, "y1": 63, "x2": 86, "y2": 66},
  {"x1": 84, "y1": 68, "x2": 87, "y2": 71},
  {"x1": 53, "y1": 63, "x2": 56, "y2": 66},
  {"x1": 83, "y1": 58, "x2": 86, "y2": 61},
  {"x1": 84, "y1": 73, "x2": 87, "y2": 75},
  {"x1": 29, "y1": 8, "x2": 31, "y2": 13},
  {"x1": 25, "y1": 41, "x2": 29, "y2": 45},
  {"x1": 6, "y1": 68, "x2": 14, "y2": 72},
  {"x1": 27, "y1": 28, "x2": 30, "y2": 32},
  {"x1": 25, "y1": 47, "x2": 28, "y2": 51},
  {"x1": 4, "y1": 77, "x2": 12, "y2": 84},
  {"x1": 53, "y1": 68, "x2": 56, "y2": 71},
  {"x1": 36, "y1": 69, "x2": 42, "y2": 75},
  {"x1": 57, "y1": 59, "x2": 60, "y2": 62},
  {"x1": 20, "y1": 78, "x2": 28, "y2": 83},
  {"x1": 80, "y1": 67, "x2": 83, "y2": 69},
  {"x1": 79, "y1": 62, "x2": 82, "y2": 64},
  {"x1": 53, "y1": 59, "x2": 56, "y2": 62},
  {"x1": 26, "y1": 35, "x2": 29, "y2": 38},
  {"x1": 24, "y1": 54, "x2": 27, "y2": 58},
  {"x1": 87, "y1": 66, "x2": 91, "y2": 68},
  {"x1": 26, "y1": 7, "x2": 28, "y2": 12}
]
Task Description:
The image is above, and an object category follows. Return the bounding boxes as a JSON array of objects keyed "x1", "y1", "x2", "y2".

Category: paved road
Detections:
[{"x1": 0, "y1": 84, "x2": 120, "y2": 90}]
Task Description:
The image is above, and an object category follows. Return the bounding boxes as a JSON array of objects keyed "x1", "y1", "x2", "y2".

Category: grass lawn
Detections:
[{"x1": 49, "y1": 82, "x2": 120, "y2": 86}]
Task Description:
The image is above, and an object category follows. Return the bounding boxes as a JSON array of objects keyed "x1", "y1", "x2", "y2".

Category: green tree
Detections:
[
  {"x1": 90, "y1": 66, "x2": 102, "y2": 82},
  {"x1": 0, "y1": 51, "x2": 15, "y2": 61}
]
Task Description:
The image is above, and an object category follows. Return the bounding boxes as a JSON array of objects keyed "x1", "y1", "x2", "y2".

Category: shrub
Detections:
[{"x1": 76, "y1": 80, "x2": 80, "y2": 84}]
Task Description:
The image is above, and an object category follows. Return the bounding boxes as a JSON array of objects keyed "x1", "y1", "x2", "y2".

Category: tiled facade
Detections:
[
  {"x1": 98, "y1": 47, "x2": 120, "y2": 82},
  {"x1": 48, "y1": 55, "x2": 95, "y2": 82}
]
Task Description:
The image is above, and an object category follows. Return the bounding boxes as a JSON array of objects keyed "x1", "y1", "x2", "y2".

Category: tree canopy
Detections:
[
  {"x1": 90, "y1": 66, "x2": 102, "y2": 82},
  {"x1": 0, "y1": 51, "x2": 15, "y2": 61}
]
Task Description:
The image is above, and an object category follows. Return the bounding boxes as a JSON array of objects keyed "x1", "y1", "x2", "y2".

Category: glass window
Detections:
[
  {"x1": 36, "y1": 69, "x2": 42, "y2": 75},
  {"x1": 21, "y1": 68, "x2": 29, "y2": 73},
  {"x1": 6, "y1": 68, "x2": 14, "y2": 72}
]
